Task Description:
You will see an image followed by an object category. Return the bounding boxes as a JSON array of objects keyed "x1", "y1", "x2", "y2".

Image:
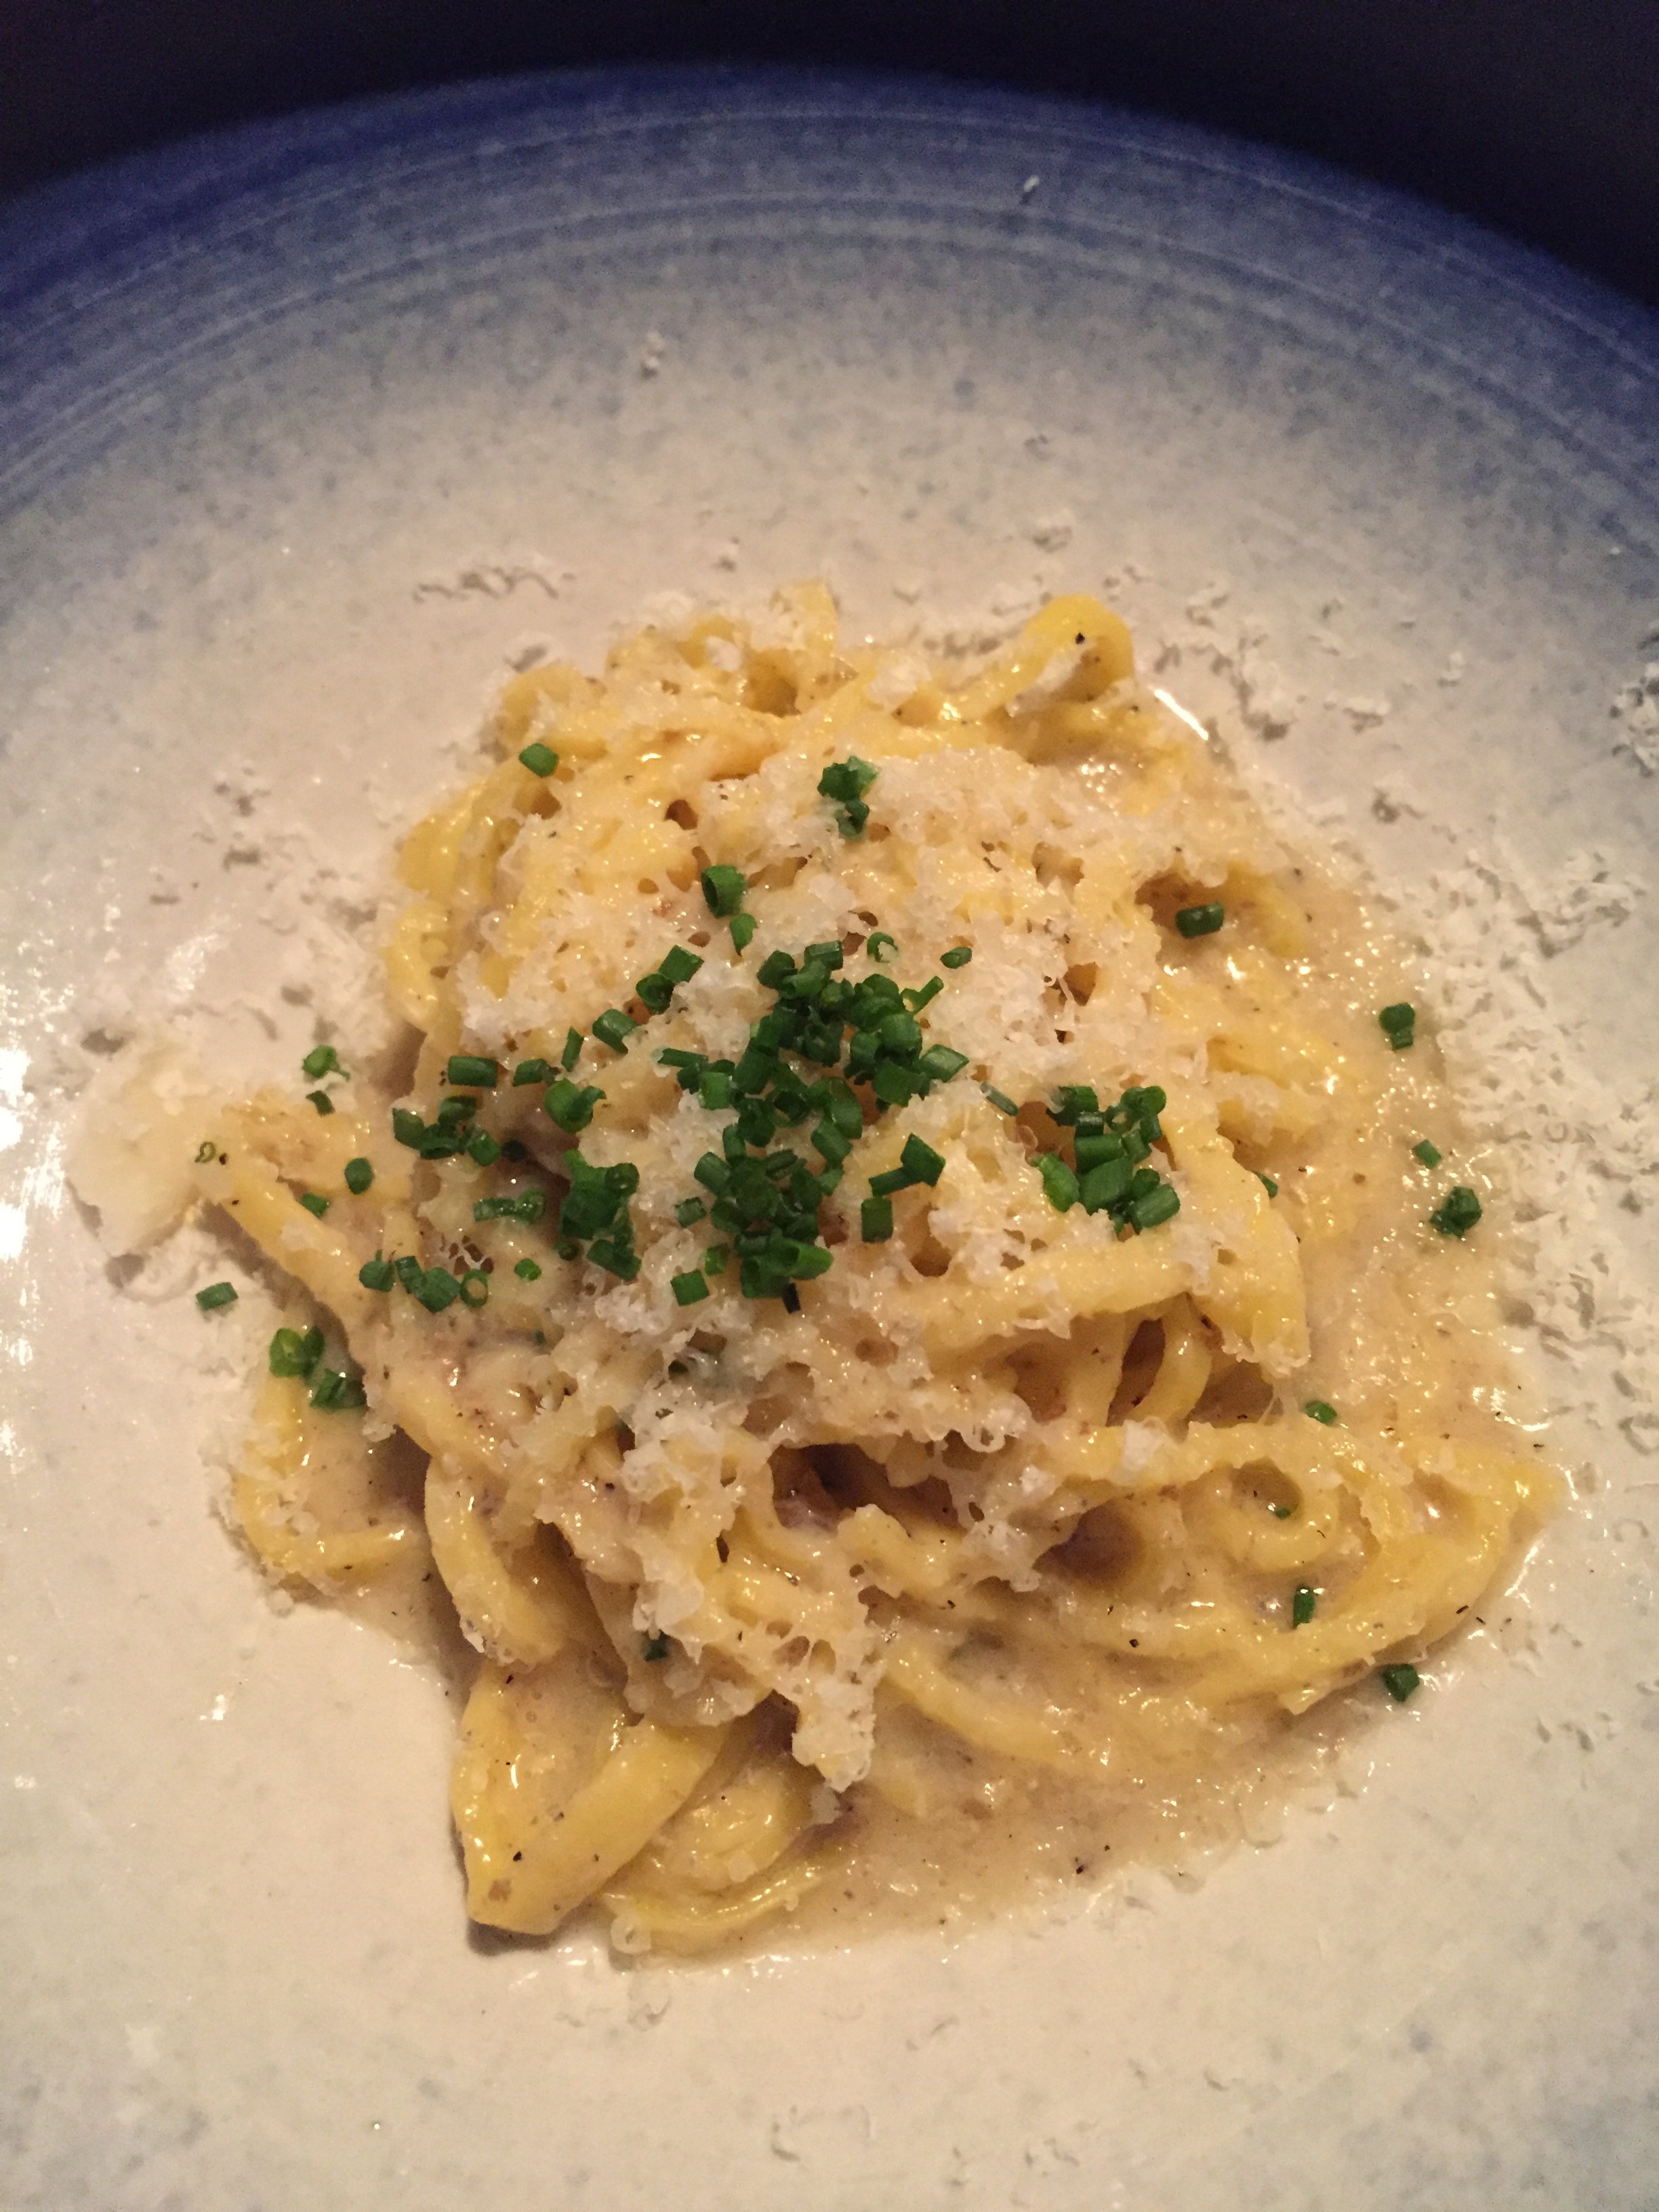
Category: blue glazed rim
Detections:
[{"x1": 3, "y1": 64, "x2": 1657, "y2": 541}]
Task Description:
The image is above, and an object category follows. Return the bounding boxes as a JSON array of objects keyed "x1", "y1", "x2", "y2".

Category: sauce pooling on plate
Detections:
[{"x1": 89, "y1": 586, "x2": 1558, "y2": 1950}]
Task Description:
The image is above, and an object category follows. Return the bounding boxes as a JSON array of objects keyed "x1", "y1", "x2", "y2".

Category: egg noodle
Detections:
[{"x1": 187, "y1": 586, "x2": 1556, "y2": 1950}]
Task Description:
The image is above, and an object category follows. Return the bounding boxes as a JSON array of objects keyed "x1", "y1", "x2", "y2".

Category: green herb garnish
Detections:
[
  {"x1": 310, "y1": 1368, "x2": 367, "y2": 1411},
  {"x1": 1174, "y1": 903, "x2": 1225, "y2": 938},
  {"x1": 447, "y1": 1055, "x2": 500, "y2": 1089},
  {"x1": 1429, "y1": 1185, "x2": 1481, "y2": 1238},
  {"x1": 269, "y1": 1326, "x2": 324, "y2": 1376},
  {"x1": 700, "y1": 864, "x2": 747, "y2": 917},
  {"x1": 1378, "y1": 1002, "x2": 1416, "y2": 1050}
]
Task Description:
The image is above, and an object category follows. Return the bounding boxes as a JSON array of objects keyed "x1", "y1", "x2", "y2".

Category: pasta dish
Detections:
[{"x1": 88, "y1": 586, "x2": 1558, "y2": 1952}]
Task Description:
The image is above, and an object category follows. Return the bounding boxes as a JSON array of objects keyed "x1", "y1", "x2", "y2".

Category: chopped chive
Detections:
[
  {"x1": 819, "y1": 756, "x2": 878, "y2": 803},
  {"x1": 513, "y1": 1057, "x2": 552, "y2": 1087},
  {"x1": 1174, "y1": 903, "x2": 1225, "y2": 939},
  {"x1": 982, "y1": 1085, "x2": 1020, "y2": 1116},
  {"x1": 811, "y1": 1119, "x2": 851, "y2": 1168},
  {"x1": 194, "y1": 1139, "x2": 218, "y2": 1163},
  {"x1": 517, "y1": 741, "x2": 558, "y2": 776},
  {"x1": 1258, "y1": 1172, "x2": 1279, "y2": 1197},
  {"x1": 344, "y1": 1156, "x2": 374, "y2": 1194},
  {"x1": 394, "y1": 1256, "x2": 426, "y2": 1294},
  {"x1": 269, "y1": 1328, "x2": 323, "y2": 1375},
  {"x1": 900, "y1": 1135, "x2": 945, "y2": 1187},
  {"x1": 900, "y1": 979, "x2": 942, "y2": 1015},
  {"x1": 301, "y1": 1045, "x2": 342, "y2": 1080},
  {"x1": 416, "y1": 1126, "x2": 467, "y2": 1160},
  {"x1": 310, "y1": 1368, "x2": 367, "y2": 1411},
  {"x1": 359, "y1": 1254, "x2": 395, "y2": 1291},
  {"x1": 1379, "y1": 1663, "x2": 1422, "y2": 1702},
  {"x1": 1074, "y1": 1132, "x2": 1124, "y2": 1174},
  {"x1": 700, "y1": 864, "x2": 747, "y2": 918},
  {"x1": 1412, "y1": 1139, "x2": 1442, "y2": 1168},
  {"x1": 459, "y1": 1269, "x2": 490, "y2": 1309},
  {"x1": 473, "y1": 1191, "x2": 547, "y2": 1223},
  {"x1": 195, "y1": 1281, "x2": 237, "y2": 1311},
  {"x1": 588, "y1": 1238, "x2": 641, "y2": 1282},
  {"x1": 659, "y1": 945, "x2": 703, "y2": 986},
  {"x1": 1080, "y1": 1156, "x2": 1132, "y2": 1212},
  {"x1": 1378, "y1": 1002, "x2": 1416, "y2": 1048},
  {"x1": 861, "y1": 1195, "x2": 894, "y2": 1242},
  {"x1": 693, "y1": 1153, "x2": 730, "y2": 1195},
  {"x1": 1429, "y1": 1185, "x2": 1482, "y2": 1238},
  {"x1": 1291, "y1": 1584, "x2": 1317, "y2": 1628},
  {"x1": 435, "y1": 1095, "x2": 478, "y2": 1129},
  {"x1": 298, "y1": 1191, "x2": 329, "y2": 1218},
  {"x1": 916, "y1": 1045, "x2": 969, "y2": 1084},
  {"x1": 870, "y1": 1063, "x2": 916, "y2": 1109},
  {"x1": 391, "y1": 1108, "x2": 426, "y2": 1149},
  {"x1": 698, "y1": 1069, "x2": 735, "y2": 1112},
  {"x1": 729, "y1": 911, "x2": 757, "y2": 953},
  {"x1": 1268, "y1": 1502, "x2": 1294, "y2": 1519},
  {"x1": 415, "y1": 1267, "x2": 463, "y2": 1312},
  {"x1": 868, "y1": 1166, "x2": 910, "y2": 1198},
  {"x1": 562, "y1": 1028, "x2": 584, "y2": 1072},
  {"x1": 642, "y1": 1633, "x2": 670, "y2": 1662},
  {"x1": 675, "y1": 1197, "x2": 708, "y2": 1227},
  {"x1": 446, "y1": 1054, "x2": 499, "y2": 1089},
  {"x1": 592, "y1": 1009, "x2": 638, "y2": 1052},
  {"x1": 514, "y1": 1257, "x2": 543, "y2": 1281},
  {"x1": 1036, "y1": 1153, "x2": 1080, "y2": 1212},
  {"x1": 671, "y1": 1269, "x2": 710, "y2": 1307},
  {"x1": 1128, "y1": 1183, "x2": 1180, "y2": 1231},
  {"x1": 466, "y1": 1129, "x2": 502, "y2": 1167},
  {"x1": 1048, "y1": 1086, "x2": 1099, "y2": 1126},
  {"x1": 866, "y1": 931, "x2": 898, "y2": 963},
  {"x1": 703, "y1": 1243, "x2": 729, "y2": 1275},
  {"x1": 635, "y1": 971, "x2": 674, "y2": 1014},
  {"x1": 823, "y1": 1088, "x2": 864, "y2": 1139},
  {"x1": 940, "y1": 944, "x2": 972, "y2": 969},
  {"x1": 306, "y1": 1090, "x2": 335, "y2": 1116},
  {"x1": 543, "y1": 1078, "x2": 604, "y2": 1134},
  {"x1": 1304, "y1": 1399, "x2": 1338, "y2": 1425}
]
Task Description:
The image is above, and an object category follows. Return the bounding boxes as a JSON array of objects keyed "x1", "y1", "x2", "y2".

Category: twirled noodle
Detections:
[{"x1": 161, "y1": 584, "x2": 1557, "y2": 1948}]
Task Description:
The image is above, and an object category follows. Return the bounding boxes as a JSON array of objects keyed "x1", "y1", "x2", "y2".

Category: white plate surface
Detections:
[{"x1": 3, "y1": 68, "x2": 1659, "y2": 2211}]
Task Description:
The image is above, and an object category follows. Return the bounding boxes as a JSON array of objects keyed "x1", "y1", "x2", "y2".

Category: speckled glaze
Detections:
[{"x1": 3, "y1": 70, "x2": 1658, "y2": 2212}]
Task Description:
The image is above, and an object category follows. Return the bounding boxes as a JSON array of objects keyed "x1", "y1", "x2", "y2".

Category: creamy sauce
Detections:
[{"x1": 76, "y1": 590, "x2": 1559, "y2": 1957}]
